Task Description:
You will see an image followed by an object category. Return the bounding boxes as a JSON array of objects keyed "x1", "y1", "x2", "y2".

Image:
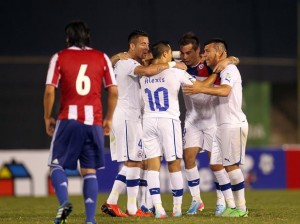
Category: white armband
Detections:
[{"x1": 168, "y1": 61, "x2": 176, "y2": 68}]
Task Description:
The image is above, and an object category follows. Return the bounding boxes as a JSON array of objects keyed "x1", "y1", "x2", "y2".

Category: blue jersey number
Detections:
[
  {"x1": 144, "y1": 87, "x2": 169, "y2": 111},
  {"x1": 138, "y1": 139, "x2": 143, "y2": 149}
]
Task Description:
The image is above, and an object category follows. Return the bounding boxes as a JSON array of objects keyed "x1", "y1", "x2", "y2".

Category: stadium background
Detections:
[{"x1": 0, "y1": 0, "x2": 299, "y2": 195}]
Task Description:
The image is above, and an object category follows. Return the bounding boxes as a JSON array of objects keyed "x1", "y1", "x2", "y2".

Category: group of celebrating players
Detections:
[{"x1": 44, "y1": 21, "x2": 248, "y2": 224}]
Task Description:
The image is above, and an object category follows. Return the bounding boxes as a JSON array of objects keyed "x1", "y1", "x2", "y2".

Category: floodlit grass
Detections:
[{"x1": 0, "y1": 190, "x2": 300, "y2": 224}]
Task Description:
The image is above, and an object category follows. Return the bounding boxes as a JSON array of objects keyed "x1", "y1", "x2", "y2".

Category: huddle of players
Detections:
[{"x1": 101, "y1": 30, "x2": 249, "y2": 218}]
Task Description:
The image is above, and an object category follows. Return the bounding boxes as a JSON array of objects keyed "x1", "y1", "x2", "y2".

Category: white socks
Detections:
[
  {"x1": 214, "y1": 169, "x2": 236, "y2": 208},
  {"x1": 107, "y1": 165, "x2": 127, "y2": 204},
  {"x1": 228, "y1": 169, "x2": 246, "y2": 211},
  {"x1": 185, "y1": 166, "x2": 202, "y2": 202}
]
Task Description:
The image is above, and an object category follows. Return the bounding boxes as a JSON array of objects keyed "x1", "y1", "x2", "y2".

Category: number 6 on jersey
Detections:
[{"x1": 76, "y1": 64, "x2": 91, "y2": 95}]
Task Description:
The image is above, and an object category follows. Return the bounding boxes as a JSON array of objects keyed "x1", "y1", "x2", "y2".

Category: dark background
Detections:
[{"x1": 0, "y1": 0, "x2": 297, "y2": 149}]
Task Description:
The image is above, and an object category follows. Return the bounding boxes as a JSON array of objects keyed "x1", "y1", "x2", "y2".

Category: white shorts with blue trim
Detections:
[
  {"x1": 210, "y1": 123, "x2": 248, "y2": 166},
  {"x1": 110, "y1": 119, "x2": 144, "y2": 162},
  {"x1": 183, "y1": 120, "x2": 217, "y2": 152},
  {"x1": 143, "y1": 118, "x2": 183, "y2": 162}
]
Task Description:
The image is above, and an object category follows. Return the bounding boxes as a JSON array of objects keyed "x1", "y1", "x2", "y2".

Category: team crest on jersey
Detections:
[
  {"x1": 198, "y1": 64, "x2": 204, "y2": 70},
  {"x1": 137, "y1": 149, "x2": 143, "y2": 158}
]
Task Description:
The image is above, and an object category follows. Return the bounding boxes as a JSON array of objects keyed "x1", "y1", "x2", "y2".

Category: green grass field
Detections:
[{"x1": 0, "y1": 190, "x2": 300, "y2": 224}]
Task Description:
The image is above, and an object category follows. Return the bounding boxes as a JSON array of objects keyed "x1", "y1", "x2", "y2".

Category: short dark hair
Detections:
[
  {"x1": 178, "y1": 32, "x2": 200, "y2": 51},
  {"x1": 65, "y1": 21, "x2": 90, "y2": 48},
  {"x1": 151, "y1": 41, "x2": 171, "y2": 59},
  {"x1": 127, "y1": 30, "x2": 149, "y2": 44},
  {"x1": 204, "y1": 38, "x2": 228, "y2": 53}
]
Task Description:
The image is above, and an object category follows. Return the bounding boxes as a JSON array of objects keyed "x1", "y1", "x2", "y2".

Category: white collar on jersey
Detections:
[{"x1": 68, "y1": 46, "x2": 92, "y2": 50}]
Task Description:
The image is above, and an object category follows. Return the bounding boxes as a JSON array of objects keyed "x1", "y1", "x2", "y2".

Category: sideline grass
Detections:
[{"x1": 0, "y1": 190, "x2": 299, "y2": 224}]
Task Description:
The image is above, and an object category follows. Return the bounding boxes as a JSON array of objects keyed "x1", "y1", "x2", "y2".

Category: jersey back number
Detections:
[
  {"x1": 76, "y1": 64, "x2": 91, "y2": 96},
  {"x1": 144, "y1": 87, "x2": 169, "y2": 111}
]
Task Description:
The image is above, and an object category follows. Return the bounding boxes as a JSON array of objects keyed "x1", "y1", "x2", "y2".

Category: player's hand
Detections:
[
  {"x1": 44, "y1": 117, "x2": 56, "y2": 137},
  {"x1": 103, "y1": 119, "x2": 112, "y2": 136},
  {"x1": 214, "y1": 57, "x2": 230, "y2": 73},
  {"x1": 118, "y1": 52, "x2": 129, "y2": 60},
  {"x1": 175, "y1": 61, "x2": 187, "y2": 70},
  {"x1": 182, "y1": 80, "x2": 204, "y2": 95}
]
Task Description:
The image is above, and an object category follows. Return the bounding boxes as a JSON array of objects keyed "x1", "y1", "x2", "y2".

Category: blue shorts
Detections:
[{"x1": 48, "y1": 119, "x2": 105, "y2": 170}]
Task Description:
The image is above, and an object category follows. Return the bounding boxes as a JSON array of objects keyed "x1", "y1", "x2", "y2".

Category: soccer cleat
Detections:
[
  {"x1": 186, "y1": 200, "x2": 204, "y2": 215},
  {"x1": 172, "y1": 211, "x2": 182, "y2": 217},
  {"x1": 126, "y1": 209, "x2": 153, "y2": 217},
  {"x1": 237, "y1": 208, "x2": 249, "y2": 217},
  {"x1": 221, "y1": 207, "x2": 249, "y2": 217},
  {"x1": 155, "y1": 211, "x2": 168, "y2": 219},
  {"x1": 215, "y1": 204, "x2": 226, "y2": 216},
  {"x1": 140, "y1": 205, "x2": 155, "y2": 216},
  {"x1": 54, "y1": 201, "x2": 73, "y2": 224},
  {"x1": 148, "y1": 207, "x2": 155, "y2": 214},
  {"x1": 101, "y1": 202, "x2": 128, "y2": 217},
  {"x1": 198, "y1": 201, "x2": 205, "y2": 211}
]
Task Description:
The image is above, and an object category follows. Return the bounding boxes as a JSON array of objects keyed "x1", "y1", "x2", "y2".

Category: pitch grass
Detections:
[{"x1": 0, "y1": 190, "x2": 300, "y2": 224}]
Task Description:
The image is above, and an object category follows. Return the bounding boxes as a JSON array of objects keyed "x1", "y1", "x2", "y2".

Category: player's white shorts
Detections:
[
  {"x1": 143, "y1": 118, "x2": 183, "y2": 162},
  {"x1": 210, "y1": 140, "x2": 222, "y2": 165},
  {"x1": 183, "y1": 120, "x2": 216, "y2": 152},
  {"x1": 110, "y1": 119, "x2": 144, "y2": 162},
  {"x1": 210, "y1": 124, "x2": 248, "y2": 166}
]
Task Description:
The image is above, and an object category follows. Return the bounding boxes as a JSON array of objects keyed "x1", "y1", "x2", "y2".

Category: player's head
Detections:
[
  {"x1": 127, "y1": 30, "x2": 149, "y2": 60},
  {"x1": 203, "y1": 38, "x2": 228, "y2": 67},
  {"x1": 151, "y1": 41, "x2": 172, "y2": 62},
  {"x1": 65, "y1": 21, "x2": 90, "y2": 48},
  {"x1": 178, "y1": 32, "x2": 201, "y2": 66}
]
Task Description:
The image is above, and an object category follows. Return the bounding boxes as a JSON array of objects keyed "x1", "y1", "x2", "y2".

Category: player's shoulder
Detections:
[
  {"x1": 115, "y1": 58, "x2": 140, "y2": 72},
  {"x1": 168, "y1": 67, "x2": 184, "y2": 74},
  {"x1": 222, "y1": 64, "x2": 238, "y2": 73},
  {"x1": 165, "y1": 68, "x2": 190, "y2": 82},
  {"x1": 116, "y1": 58, "x2": 140, "y2": 66},
  {"x1": 59, "y1": 46, "x2": 103, "y2": 56}
]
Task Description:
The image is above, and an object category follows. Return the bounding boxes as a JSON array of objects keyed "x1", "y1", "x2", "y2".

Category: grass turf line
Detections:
[{"x1": 0, "y1": 190, "x2": 299, "y2": 224}]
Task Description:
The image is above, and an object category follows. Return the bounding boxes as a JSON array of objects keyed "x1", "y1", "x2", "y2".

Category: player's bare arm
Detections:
[
  {"x1": 183, "y1": 82, "x2": 231, "y2": 97},
  {"x1": 134, "y1": 61, "x2": 187, "y2": 76},
  {"x1": 43, "y1": 85, "x2": 56, "y2": 136},
  {"x1": 110, "y1": 52, "x2": 129, "y2": 66},
  {"x1": 103, "y1": 85, "x2": 118, "y2": 136},
  {"x1": 213, "y1": 56, "x2": 239, "y2": 73},
  {"x1": 182, "y1": 73, "x2": 218, "y2": 95},
  {"x1": 182, "y1": 73, "x2": 219, "y2": 94}
]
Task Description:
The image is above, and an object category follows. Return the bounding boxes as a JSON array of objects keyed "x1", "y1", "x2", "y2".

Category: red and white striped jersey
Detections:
[{"x1": 46, "y1": 46, "x2": 116, "y2": 125}]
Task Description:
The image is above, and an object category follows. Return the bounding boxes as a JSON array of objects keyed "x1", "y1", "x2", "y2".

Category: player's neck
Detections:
[
  {"x1": 127, "y1": 51, "x2": 142, "y2": 64},
  {"x1": 151, "y1": 59, "x2": 166, "y2": 65},
  {"x1": 190, "y1": 57, "x2": 203, "y2": 67}
]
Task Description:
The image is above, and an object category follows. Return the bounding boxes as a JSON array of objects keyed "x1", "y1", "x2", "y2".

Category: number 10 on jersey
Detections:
[{"x1": 144, "y1": 87, "x2": 169, "y2": 111}]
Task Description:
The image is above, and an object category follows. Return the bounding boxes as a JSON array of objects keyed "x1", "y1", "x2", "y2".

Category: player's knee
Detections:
[
  {"x1": 183, "y1": 154, "x2": 196, "y2": 169},
  {"x1": 210, "y1": 164, "x2": 223, "y2": 171}
]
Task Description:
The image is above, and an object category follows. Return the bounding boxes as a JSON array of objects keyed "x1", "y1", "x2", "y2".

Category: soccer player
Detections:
[
  {"x1": 101, "y1": 30, "x2": 186, "y2": 217},
  {"x1": 179, "y1": 32, "x2": 239, "y2": 215},
  {"x1": 44, "y1": 21, "x2": 118, "y2": 224},
  {"x1": 183, "y1": 38, "x2": 249, "y2": 217},
  {"x1": 140, "y1": 41, "x2": 195, "y2": 218}
]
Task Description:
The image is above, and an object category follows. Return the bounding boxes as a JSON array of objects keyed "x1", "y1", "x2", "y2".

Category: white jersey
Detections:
[
  {"x1": 183, "y1": 62, "x2": 217, "y2": 130},
  {"x1": 140, "y1": 68, "x2": 194, "y2": 120},
  {"x1": 113, "y1": 59, "x2": 142, "y2": 120},
  {"x1": 183, "y1": 76, "x2": 218, "y2": 129},
  {"x1": 216, "y1": 64, "x2": 247, "y2": 126}
]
